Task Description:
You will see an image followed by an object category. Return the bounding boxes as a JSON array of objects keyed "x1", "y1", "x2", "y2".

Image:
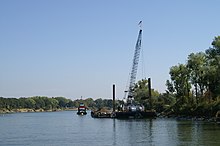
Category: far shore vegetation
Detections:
[
  {"x1": 0, "y1": 96, "x2": 115, "y2": 114},
  {"x1": 1, "y1": 36, "x2": 220, "y2": 119}
]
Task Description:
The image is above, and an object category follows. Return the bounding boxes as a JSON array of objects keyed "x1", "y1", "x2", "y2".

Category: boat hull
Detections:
[
  {"x1": 91, "y1": 110, "x2": 157, "y2": 119},
  {"x1": 115, "y1": 111, "x2": 157, "y2": 119},
  {"x1": 77, "y1": 111, "x2": 87, "y2": 115},
  {"x1": 91, "y1": 111, "x2": 111, "y2": 118}
]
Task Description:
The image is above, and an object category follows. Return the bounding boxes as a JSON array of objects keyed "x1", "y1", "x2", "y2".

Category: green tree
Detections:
[
  {"x1": 44, "y1": 98, "x2": 59, "y2": 110},
  {"x1": 133, "y1": 79, "x2": 149, "y2": 103},
  {"x1": 32, "y1": 96, "x2": 45, "y2": 109},
  {"x1": 18, "y1": 98, "x2": 26, "y2": 108},
  {"x1": 55, "y1": 97, "x2": 69, "y2": 108},
  {"x1": 7, "y1": 98, "x2": 19, "y2": 109},
  {"x1": 133, "y1": 79, "x2": 160, "y2": 109},
  {"x1": 94, "y1": 98, "x2": 104, "y2": 109},
  {"x1": 166, "y1": 80, "x2": 175, "y2": 94},
  {"x1": 67, "y1": 99, "x2": 75, "y2": 108},
  {"x1": 0, "y1": 97, "x2": 7, "y2": 109},
  {"x1": 205, "y1": 36, "x2": 220, "y2": 98},
  {"x1": 84, "y1": 98, "x2": 95, "y2": 108},
  {"x1": 25, "y1": 98, "x2": 36, "y2": 109},
  {"x1": 169, "y1": 64, "x2": 191, "y2": 104},
  {"x1": 103, "y1": 99, "x2": 113, "y2": 108},
  {"x1": 187, "y1": 52, "x2": 206, "y2": 103}
]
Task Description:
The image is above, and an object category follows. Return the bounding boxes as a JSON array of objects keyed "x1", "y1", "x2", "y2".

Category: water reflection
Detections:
[
  {"x1": 1, "y1": 111, "x2": 220, "y2": 146},
  {"x1": 113, "y1": 119, "x2": 155, "y2": 145},
  {"x1": 177, "y1": 121, "x2": 195, "y2": 145},
  {"x1": 113, "y1": 119, "x2": 116, "y2": 146},
  {"x1": 151, "y1": 118, "x2": 178, "y2": 145},
  {"x1": 175, "y1": 120, "x2": 220, "y2": 146}
]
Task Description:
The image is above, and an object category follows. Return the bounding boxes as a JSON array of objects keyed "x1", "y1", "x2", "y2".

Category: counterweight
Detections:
[{"x1": 127, "y1": 29, "x2": 142, "y2": 103}]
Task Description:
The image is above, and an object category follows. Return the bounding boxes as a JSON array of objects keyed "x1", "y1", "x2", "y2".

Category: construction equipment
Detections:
[
  {"x1": 126, "y1": 22, "x2": 142, "y2": 104},
  {"x1": 114, "y1": 22, "x2": 156, "y2": 118}
]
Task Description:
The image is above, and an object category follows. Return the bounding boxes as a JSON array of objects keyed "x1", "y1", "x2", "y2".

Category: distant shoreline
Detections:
[{"x1": 0, "y1": 108, "x2": 78, "y2": 114}]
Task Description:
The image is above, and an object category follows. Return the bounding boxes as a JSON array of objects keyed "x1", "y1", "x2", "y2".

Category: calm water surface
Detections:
[{"x1": 1, "y1": 111, "x2": 220, "y2": 146}]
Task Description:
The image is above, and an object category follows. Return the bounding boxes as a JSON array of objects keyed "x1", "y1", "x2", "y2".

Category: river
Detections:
[{"x1": 0, "y1": 111, "x2": 220, "y2": 146}]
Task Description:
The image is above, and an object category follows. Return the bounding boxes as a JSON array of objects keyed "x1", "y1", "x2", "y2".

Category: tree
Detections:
[
  {"x1": 7, "y1": 98, "x2": 19, "y2": 109},
  {"x1": 133, "y1": 79, "x2": 149, "y2": 103},
  {"x1": 133, "y1": 79, "x2": 160, "y2": 109},
  {"x1": 67, "y1": 99, "x2": 75, "y2": 108},
  {"x1": 166, "y1": 80, "x2": 175, "y2": 93},
  {"x1": 103, "y1": 99, "x2": 113, "y2": 108},
  {"x1": 44, "y1": 98, "x2": 59, "y2": 110},
  {"x1": 94, "y1": 98, "x2": 104, "y2": 109},
  {"x1": 84, "y1": 98, "x2": 95, "y2": 108},
  {"x1": 187, "y1": 52, "x2": 206, "y2": 103},
  {"x1": 205, "y1": 36, "x2": 220, "y2": 98},
  {"x1": 25, "y1": 98, "x2": 36, "y2": 109},
  {"x1": 32, "y1": 96, "x2": 45, "y2": 109},
  {"x1": 169, "y1": 64, "x2": 191, "y2": 104},
  {"x1": 0, "y1": 97, "x2": 4, "y2": 109},
  {"x1": 55, "y1": 97, "x2": 69, "y2": 108}
]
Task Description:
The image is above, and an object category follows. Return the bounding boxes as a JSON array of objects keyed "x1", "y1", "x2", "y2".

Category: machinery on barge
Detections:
[
  {"x1": 91, "y1": 21, "x2": 156, "y2": 118},
  {"x1": 114, "y1": 21, "x2": 156, "y2": 118}
]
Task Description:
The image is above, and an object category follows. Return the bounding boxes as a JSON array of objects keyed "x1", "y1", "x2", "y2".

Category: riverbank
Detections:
[{"x1": 0, "y1": 108, "x2": 78, "y2": 114}]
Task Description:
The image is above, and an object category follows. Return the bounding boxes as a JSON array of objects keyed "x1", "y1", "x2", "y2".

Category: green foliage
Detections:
[
  {"x1": 0, "y1": 96, "x2": 118, "y2": 111},
  {"x1": 25, "y1": 98, "x2": 36, "y2": 109},
  {"x1": 133, "y1": 79, "x2": 159, "y2": 102},
  {"x1": 132, "y1": 79, "x2": 161, "y2": 110},
  {"x1": 205, "y1": 36, "x2": 220, "y2": 97},
  {"x1": 166, "y1": 80, "x2": 175, "y2": 93},
  {"x1": 187, "y1": 52, "x2": 206, "y2": 95},
  {"x1": 55, "y1": 97, "x2": 69, "y2": 108},
  {"x1": 32, "y1": 96, "x2": 45, "y2": 109},
  {"x1": 168, "y1": 36, "x2": 220, "y2": 104},
  {"x1": 94, "y1": 98, "x2": 104, "y2": 109},
  {"x1": 133, "y1": 79, "x2": 149, "y2": 103},
  {"x1": 165, "y1": 35, "x2": 220, "y2": 117},
  {"x1": 169, "y1": 64, "x2": 190, "y2": 98},
  {"x1": 84, "y1": 98, "x2": 95, "y2": 107}
]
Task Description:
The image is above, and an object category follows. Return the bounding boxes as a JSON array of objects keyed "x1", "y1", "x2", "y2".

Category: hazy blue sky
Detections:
[{"x1": 1, "y1": 0, "x2": 220, "y2": 100}]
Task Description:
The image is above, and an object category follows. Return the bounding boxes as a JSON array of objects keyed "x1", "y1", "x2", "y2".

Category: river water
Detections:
[{"x1": 0, "y1": 111, "x2": 220, "y2": 146}]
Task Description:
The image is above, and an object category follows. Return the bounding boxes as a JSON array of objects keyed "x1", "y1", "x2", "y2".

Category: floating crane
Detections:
[
  {"x1": 126, "y1": 21, "x2": 142, "y2": 104},
  {"x1": 91, "y1": 22, "x2": 157, "y2": 119},
  {"x1": 114, "y1": 21, "x2": 156, "y2": 118}
]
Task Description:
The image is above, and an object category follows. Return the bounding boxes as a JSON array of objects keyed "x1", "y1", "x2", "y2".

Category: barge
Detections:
[
  {"x1": 91, "y1": 22, "x2": 157, "y2": 119},
  {"x1": 115, "y1": 110, "x2": 156, "y2": 119},
  {"x1": 91, "y1": 108, "x2": 112, "y2": 118}
]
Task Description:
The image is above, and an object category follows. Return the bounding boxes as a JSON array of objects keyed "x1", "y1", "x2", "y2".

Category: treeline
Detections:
[
  {"x1": 131, "y1": 36, "x2": 220, "y2": 118},
  {"x1": 164, "y1": 36, "x2": 220, "y2": 117},
  {"x1": 0, "y1": 96, "x2": 117, "y2": 112}
]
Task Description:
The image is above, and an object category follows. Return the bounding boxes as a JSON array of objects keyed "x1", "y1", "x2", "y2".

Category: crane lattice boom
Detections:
[{"x1": 127, "y1": 29, "x2": 142, "y2": 103}]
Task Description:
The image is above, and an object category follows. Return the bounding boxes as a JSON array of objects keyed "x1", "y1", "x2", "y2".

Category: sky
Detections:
[{"x1": 0, "y1": 0, "x2": 220, "y2": 100}]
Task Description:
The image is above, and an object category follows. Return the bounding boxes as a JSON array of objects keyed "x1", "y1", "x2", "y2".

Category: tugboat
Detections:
[{"x1": 77, "y1": 103, "x2": 87, "y2": 115}]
